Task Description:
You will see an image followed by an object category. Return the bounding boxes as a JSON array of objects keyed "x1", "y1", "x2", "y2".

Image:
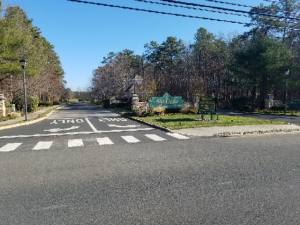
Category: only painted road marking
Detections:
[
  {"x1": 145, "y1": 134, "x2": 167, "y2": 141},
  {"x1": 0, "y1": 143, "x2": 22, "y2": 152},
  {"x1": 121, "y1": 136, "x2": 141, "y2": 143},
  {"x1": 68, "y1": 139, "x2": 84, "y2": 147},
  {"x1": 96, "y1": 137, "x2": 114, "y2": 145},
  {"x1": 33, "y1": 141, "x2": 53, "y2": 150}
]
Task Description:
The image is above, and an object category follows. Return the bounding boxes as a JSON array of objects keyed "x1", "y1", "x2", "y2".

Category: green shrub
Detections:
[
  {"x1": 232, "y1": 97, "x2": 253, "y2": 111},
  {"x1": 271, "y1": 105, "x2": 285, "y2": 111},
  {"x1": 145, "y1": 110, "x2": 154, "y2": 117},
  {"x1": 110, "y1": 103, "x2": 127, "y2": 108},
  {"x1": 39, "y1": 101, "x2": 53, "y2": 107},
  {"x1": 12, "y1": 96, "x2": 39, "y2": 112},
  {"x1": 165, "y1": 108, "x2": 181, "y2": 114},
  {"x1": 189, "y1": 109, "x2": 197, "y2": 114},
  {"x1": 53, "y1": 101, "x2": 60, "y2": 105},
  {"x1": 5, "y1": 100, "x2": 11, "y2": 107}
]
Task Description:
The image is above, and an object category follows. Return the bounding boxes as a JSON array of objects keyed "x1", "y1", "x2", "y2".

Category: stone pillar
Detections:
[
  {"x1": 131, "y1": 94, "x2": 139, "y2": 110},
  {"x1": 264, "y1": 94, "x2": 273, "y2": 110},
  {"x1": 0, "y1": 94, "x2": 6, "y2": 117}
]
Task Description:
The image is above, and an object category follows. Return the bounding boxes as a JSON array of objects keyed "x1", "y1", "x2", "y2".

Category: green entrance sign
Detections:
[
  {"x1": 149, "y1": 92, "x2": 184, "y2": 109},
  {"x1": 198, "y1": 95, "x2": 216, "y2": 114},
  {"x1": 290, "y1": 99, "x2": 300, "y2": 110}
]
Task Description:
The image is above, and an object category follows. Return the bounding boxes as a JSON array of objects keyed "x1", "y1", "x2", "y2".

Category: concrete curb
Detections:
[
  {"x1": 214, "y1": 128, "x2": 300, "y2": 137},
  {"x1": 0, "y1": 106, "x2": 64, "y2": 131},
  {"x1": 110, "y1": 110, "x2": 172, "y2": 133},
  {"x1": 225, "y1": 111, "x2": 300, "y2": 117}
]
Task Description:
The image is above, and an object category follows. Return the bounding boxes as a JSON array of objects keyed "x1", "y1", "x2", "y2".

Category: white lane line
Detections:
[
  {"x1": 0, "y1": 128, "x2": 154, "y2": 139},
  {"x1": 121, "y1": 136, "x2": 140, "y2": 143},
  {"x1": 0, "y1": 143, "x2": 22, "y2": 152},
  {"x1": 33, "y1": 141, "x2": 53, "y2": 150},
  {"x1": 166, "y1": 133, "x2": 189, "y2": 140},
  {"x1": 96, "y1": 137, "x2": 114, "y2": 145},
  {"x1": 145, "y1": 134, "x2": 166, "y2": 141},
  {"x1": 68, "y1": 139, "x2": 84, "y2": 147},
  {"x1": 85, "y1": 118, "x2": 98, "y2": 132}
]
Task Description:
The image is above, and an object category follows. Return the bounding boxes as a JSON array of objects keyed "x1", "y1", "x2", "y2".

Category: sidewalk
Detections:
[
  {"x1": 173, "y1": 124, "x2": 300, "y2": 137},
  {"x1": 0, "y1": 105, "x2": 62, "y2": 129}
]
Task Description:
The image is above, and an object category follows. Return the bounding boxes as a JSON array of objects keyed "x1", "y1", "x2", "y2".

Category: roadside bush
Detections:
[
  {"x1": 232, "y1": 97, "x2": 253, "y2": 111},
  {"x1": 271, "y1": 105, "x2": 285, "y2": 111},
  {"x1": 152, "y1": 106, "x2": 165, "y2": 115},
  {"x1": 145, "y1": 110, "x2": 154, "y2": 117},
  {"x1": 165, "y1": 108, "x2": 181, "y2": 114},
  {"x1": 110, "y1": 102, "x2": 127, "y2": 109},
  {"x1": 188, "y1": 109, "x2": 197, "y2": 114},
  {"x1": 39, "y1": 101, "x2": 53, "y2": 107},
  {"x1": 53, "y1": 101, "x2": 60, "y2": 105},
  {"x1": 12, "y1": 96, "x2": 39, "y2": 112},
  {"x1": 5, "y1": 100, "x2": 11, "y2": 107}
]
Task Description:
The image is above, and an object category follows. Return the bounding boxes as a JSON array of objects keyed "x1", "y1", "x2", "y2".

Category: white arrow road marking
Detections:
[
  {"x1": 44, "y1": 126, "x2": 80, "y2": 133},
  {"x1": 108, "y1": 124, "x2": 140, "y2": 128},
  {"x1": 0, "y1": 143, "x2": 22, "y2": 152}
]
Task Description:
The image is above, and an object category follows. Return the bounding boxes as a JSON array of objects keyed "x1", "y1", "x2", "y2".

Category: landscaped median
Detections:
[{"x1": 131, "y1": 114, "x2": 286, "y2": 130}]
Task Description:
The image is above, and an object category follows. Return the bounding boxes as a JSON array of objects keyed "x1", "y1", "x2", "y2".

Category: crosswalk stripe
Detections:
[
  {"x1": 166, "y1": 133, "x2": 189, "y2": 139},
  {"x1": 33, "y1": 141, "x2": 53, "y2": 150},
  {"x1": 68, "y1": 139, "x2": 84, "y2": 147},
  {"x1": 0, "y1": 143, "x2": 22, "y2": 152},
  {"x1": 145, "y1": 134, "x2": 166, "y2": 141},
  {"x1": 121, "y1": 136, "x2": 140, "y2": 143},
  {"x1": 96, "y1": 137, "x2": 114, "y2": 145}
]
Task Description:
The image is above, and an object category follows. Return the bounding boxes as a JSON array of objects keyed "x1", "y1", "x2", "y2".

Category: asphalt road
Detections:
[{"x1": 0, "y1": 103, "x2": 300, "y2": 224}]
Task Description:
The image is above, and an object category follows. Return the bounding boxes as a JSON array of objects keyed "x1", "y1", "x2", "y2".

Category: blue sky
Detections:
[{"x1": 5, "y1": 0, "x2": 269, "y2": 91}]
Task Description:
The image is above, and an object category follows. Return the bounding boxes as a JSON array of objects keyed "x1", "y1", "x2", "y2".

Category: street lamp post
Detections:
[
  {"x1": 284, "y1": 68, "x2": 290, "y2": 115},
  {"x1": 20, "y1": 59, "x2": 28, "y2": 121},
  {"x1": 214, "y1": 80, "x2": 218, "y2": 111}
]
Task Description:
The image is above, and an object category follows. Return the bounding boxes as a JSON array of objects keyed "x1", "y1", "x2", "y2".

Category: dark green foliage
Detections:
[
  {"x1": 78, "y1": 99, "x2": 87, "y2": 102},
  {"x1": 12, "y1": 96, "x2": 39, "y2": 112},
  {"x1": 5, "y1": 100, "x2": 11, "y2": 107},
  {"x1": 271, "y1": 105, "x2": 286, "y2": 111},
  {"x1": 39, "y1": 101, "x2": 53, "y2": 107},
  {"x1": 165, "y1": 108, "x2": 181, "y2": 114},
  {"x1": 110, "y1": 103, "x2": 127, "y2": 109},
  {"x1": 232, "y1": 97, "x2": 254, "y2": 111},
  {"x1": 145, "y1": 110, "x2": 154, "y2": 117},
  {"x1": 189, "y1": 109, "x2": 197, "y2": 114},
  {"x1": 53, "y1": 101, "x2": 60, "y2": 105}
]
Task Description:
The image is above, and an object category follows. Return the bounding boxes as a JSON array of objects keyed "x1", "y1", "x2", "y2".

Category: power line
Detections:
[
  {"x1": 136, "y1": 0, "x2": 299, "y2": 25},
  {"x1": 205, "y1": 0, "x2": 299, "y2": 16},
  {"x1": 66, "y1": 0, "x2": 300, "y2": 30},
  {"x1": 160, "y1": 0, "x2": 300, "y2": 21}
]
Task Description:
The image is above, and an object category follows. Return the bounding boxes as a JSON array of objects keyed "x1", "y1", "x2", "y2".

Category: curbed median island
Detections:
[{"x1": 132, "y1": 114, "x2": 286, "y2": 130}]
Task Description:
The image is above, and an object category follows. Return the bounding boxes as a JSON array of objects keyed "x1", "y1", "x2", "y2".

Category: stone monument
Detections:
[{"x1": 0, "y1": 94, "x2": 6, "y2": 117}]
